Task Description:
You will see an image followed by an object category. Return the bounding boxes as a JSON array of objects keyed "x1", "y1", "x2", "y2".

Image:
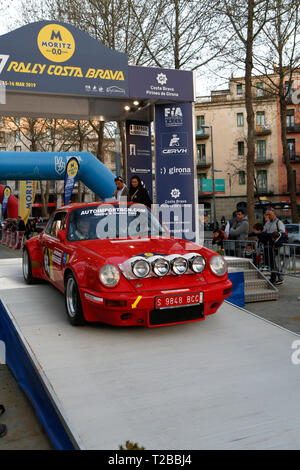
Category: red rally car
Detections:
[{"x1": 22, "y1": 202, "x2": 232, "y2": 327}]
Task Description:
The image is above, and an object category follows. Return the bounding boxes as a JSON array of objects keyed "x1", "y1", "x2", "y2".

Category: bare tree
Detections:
[
  {"x1": 214, "y1": 0, "x2": 271, "y2": 228},
  {"x1": 253, "y1": 0, "x2": 300, "y2": 223}
]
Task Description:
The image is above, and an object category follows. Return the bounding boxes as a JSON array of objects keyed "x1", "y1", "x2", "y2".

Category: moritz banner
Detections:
[
  {"x1": 0, "y1": 21, "x2": 129, "y2": 98},
  {"x1": 64, "y1": 157, "x2": 79, "y2": 205},
  {"x1": 1, "y1": 185, "x2": 11, "y2": 217},
  {"x1": 19, "y1": 180, "x2": 37, "y2": 223}
]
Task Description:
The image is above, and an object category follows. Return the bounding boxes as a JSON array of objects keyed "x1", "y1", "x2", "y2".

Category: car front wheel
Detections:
[
  {"x1": 64, "y1": 273, "x2": 85, "y2": 326},
  {"x1": 23, "y1": 248, "x2": 37, "y2": 285}
]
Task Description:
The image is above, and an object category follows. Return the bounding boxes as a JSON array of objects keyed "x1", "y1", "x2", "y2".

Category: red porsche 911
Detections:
[{"x1": 22, "y1": 202, "x2": 232, "y2": 327}]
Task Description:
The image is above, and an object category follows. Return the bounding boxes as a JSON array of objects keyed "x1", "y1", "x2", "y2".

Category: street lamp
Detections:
[{"x1": 201, "y1": 124, "x2": 217, "y2": 229}]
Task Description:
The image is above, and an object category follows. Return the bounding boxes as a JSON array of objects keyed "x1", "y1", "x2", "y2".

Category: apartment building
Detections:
[{"x1": 195, "y1": 72, "x2": 300, "y2": 223}]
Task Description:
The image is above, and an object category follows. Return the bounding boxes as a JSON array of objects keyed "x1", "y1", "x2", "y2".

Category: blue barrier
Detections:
[
  {"x1": 227, "y1": 272, "x2": 245, "y2": 308},
  {"x1": 0, "y1": 300, "x2": 78, "y2": 449},
  {"x1": 0, "y1": 152, "x2": 116, "y2": 200}
]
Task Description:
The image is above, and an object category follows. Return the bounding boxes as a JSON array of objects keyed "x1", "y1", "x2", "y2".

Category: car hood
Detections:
[{"x1": 77, "y1": 237, "x2": 210, "y2": 263}]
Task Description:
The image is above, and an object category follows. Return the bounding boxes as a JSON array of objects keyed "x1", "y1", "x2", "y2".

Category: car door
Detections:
[{"x1": 42, "y1": 211, "x2": 67, "y2": 288}]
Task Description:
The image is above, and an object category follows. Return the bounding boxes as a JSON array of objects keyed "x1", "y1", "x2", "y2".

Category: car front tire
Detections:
[
  {"x1": 22, "y1": 248, "x2": 37, "y2": 285},
  {"x1": 64, "y1": 273, "x2": 86, "y2": 326}
]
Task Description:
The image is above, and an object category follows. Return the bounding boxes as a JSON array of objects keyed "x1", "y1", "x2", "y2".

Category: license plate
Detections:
[{"x1": 155, "y1": 292, "x2": 203, "y2": 309}]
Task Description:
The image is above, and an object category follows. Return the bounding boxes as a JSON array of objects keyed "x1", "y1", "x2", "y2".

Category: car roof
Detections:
[{"x1": 58, "y1": 202, "x2": 145, "y2": 211}]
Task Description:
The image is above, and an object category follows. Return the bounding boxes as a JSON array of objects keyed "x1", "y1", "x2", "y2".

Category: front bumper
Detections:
[{"x1": 80, "y1": 279, "x2": 232, "y2": 327}]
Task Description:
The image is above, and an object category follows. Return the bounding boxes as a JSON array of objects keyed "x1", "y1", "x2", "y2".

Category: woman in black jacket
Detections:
[{"x1": 129, "y1": 175, "x2": 152, "y2": 208}]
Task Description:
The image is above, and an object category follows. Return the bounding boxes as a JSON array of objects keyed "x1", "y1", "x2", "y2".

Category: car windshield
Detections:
[
  {"x1": 286, "y1": 225, "x2": 299, "y2": 234},
  {"x1": 67, "y1": 204, "x2": 167, "y2": 241}
]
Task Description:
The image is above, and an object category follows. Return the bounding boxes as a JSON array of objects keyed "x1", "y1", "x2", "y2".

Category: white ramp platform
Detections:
[{"x1": 0, "y1": 258, "x2": 300, "y2": 450}]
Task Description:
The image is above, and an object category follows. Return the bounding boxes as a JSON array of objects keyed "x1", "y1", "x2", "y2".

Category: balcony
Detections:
[
  {"x1": 255, "y1": 124, "x2": 271, "y2": 136},
  {"x1": 254, "y1": 155, "x2": 274, "y2": 165},
  {"x1": 255, "y1": 185, "x2": 274, "y2": 196},
  {"x1": 290, "y1": 154, "x2": 300, "y2": 163},
  {"x1": 286, "y1": 124, "x2": 300, "y2": 133},
  {"x1": 195, "y1": 129, "x2": 209, "y2": 139},
  {"x1": 197, "y1": 158, "x2": 211, "y2": 169}
]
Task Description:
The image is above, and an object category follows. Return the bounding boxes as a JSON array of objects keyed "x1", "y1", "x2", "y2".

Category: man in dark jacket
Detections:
[{"x1": 229, "y1": 209, "x2": 249, "y2": 257}]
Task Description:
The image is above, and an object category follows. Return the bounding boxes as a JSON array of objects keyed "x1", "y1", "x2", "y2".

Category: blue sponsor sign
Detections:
[
  {"x1": 155, "y1": 103, "x2": 195, "y2": 240},
  {"x1": 0, "y1": 21, "x2": 129, "y2": 97},
  {"x1": 1, "y1": 186, "x2": 11, "y2": 217},
  {"x1": 126, "y1": 121, "x2": 153, "y2": 200},
  {"x1": 129, "y1": 66, "x2": 194, "y2": 102},
  {"x1": 64, "y1": 157, "x2": 79, "y2": 205}
]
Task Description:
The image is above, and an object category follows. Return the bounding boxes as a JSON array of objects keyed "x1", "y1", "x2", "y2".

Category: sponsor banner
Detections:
[
  {"x1": 0, "y1": 21, "x2": 129, "y2": 97},
  {"x1": 126, "y1": 120, "x2": 153, "y2": 200},
  {"x1": 64, "y1": 157, "x2": 79, "y2": 205},
  {"x1": 201, "y1": 179, "x2": 225, "y2": 193},
  {"x1": 19, "y1": 180, "x2": 37, "y2": 223},
  {"x1": 1, "y1": 185, "x2": 11, "y2": 217},
  {"x1": 129, "y1": 66, "x2": 194, "y2": 102},
  {"x1": 155, "y1": 103, "x2": 195, "y2": 241}
]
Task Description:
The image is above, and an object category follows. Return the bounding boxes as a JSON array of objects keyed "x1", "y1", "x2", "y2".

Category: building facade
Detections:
[{"x1": 195, "y1": 72, "x2": 300, "y2": 224}]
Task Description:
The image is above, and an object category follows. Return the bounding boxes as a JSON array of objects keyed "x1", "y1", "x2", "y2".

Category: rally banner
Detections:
[
  {"x1": 126, "y1": 120, "x2": 153, "y2": 200},
  {"x1": 19, "y1": 180, "x2": 37, "y2": 223},
  {"x1": 64, "y1": 157, "x2": 79, "y2": 205},
  {"x1": 155, "y1": 103, "x2": 196, "y2": 241},
  {"x1": 0, "y1": 21, "x2": 129, "y2": 98},
  {"x1": 1, "y1": 186, "x2": 11, "y2": 217}
]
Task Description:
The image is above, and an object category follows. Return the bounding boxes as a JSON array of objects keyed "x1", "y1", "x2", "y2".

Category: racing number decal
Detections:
[{"x1": 43, "y1": 247, "x2": 51, "y2": 278}]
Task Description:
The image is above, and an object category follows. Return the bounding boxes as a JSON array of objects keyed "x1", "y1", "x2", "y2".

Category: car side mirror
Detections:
[{"x1": 57, "y1": 230, "x2": 66, "y2": 242}]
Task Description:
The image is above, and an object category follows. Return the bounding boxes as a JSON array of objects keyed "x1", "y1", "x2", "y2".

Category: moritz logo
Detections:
[{"x1": 37, "y1": 24, "x2": 75, "y2": 63}]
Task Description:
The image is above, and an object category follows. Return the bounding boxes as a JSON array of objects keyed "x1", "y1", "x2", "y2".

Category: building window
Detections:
[
  {"x1": 286, "y1": 110, "x2": 295, "y2": 128},
  {"x1": 197, "y1": 144, "x2": 206, "y2": 162},
  {"x1": 196, "y1": 115, "x2": 205, "y2": 130},
  {"x1": 238, "y1": 171, "x2": 245, "y2": 185},
  {"x1": 237, "y1": 113, "x2": 244, "y2": 126},
  {"x1": 257, "y1": 82, "x2": 263, "y2": 97},
  {"x1": 14, "y1": 145, "x2": 21, "y2": 151},
  {"x1": 287, "y1": 139, "x2": 296, "y2": 159},
  {"x1": 0, "y1": 146, "x2": 6, "y2": 151},
  {"x1": 15, "y1": 181, "x2": 19, "y2": 191},
  {"x1": 0, "y1": 131, "x2": 5, "y2": 143},
  {"x1": 285, "y1": 80, "x2": 294, "y2": 96},
  {"x1": 256, "y1": 111, "x2": 265, "y2": 126},
  {"x1": 257, "y1": 140, "x2": 266, "y2": 159},
  {"x1": 198, "y1": 173, "x2": 206, "y2": 192},
  {"x1": 237, "y1": 84, "x2": 243, "y2": 95},
  {"x1": 238, "y1": 141, "x2": 245, "y2": 156},
  {"x1": 15, "y1": 130, "x2": 20, "y2": 142},
  {"x1": 257, "y1": 170, "x2": 267, "y2": 192}
]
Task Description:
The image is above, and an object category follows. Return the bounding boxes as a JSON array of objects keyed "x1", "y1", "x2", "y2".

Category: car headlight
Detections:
[
  {"x1": 209, "y1": 255, "x2": 227, "y2": 276},
  {"x1": 132, "y1": 259, "x2": 150, "y2": 278},
  {"x1": 152, "y1": 258, "x2": 170, "y2": 276},
  {"x1": 190, "y1": 255, "x2": 206, "y2": 273},
  {"x1": 99, "y1": 264, "x2": 120, "y2": 287},
  {"x1": 171, "y1": 257, "x2": 188, "y2": 275}
]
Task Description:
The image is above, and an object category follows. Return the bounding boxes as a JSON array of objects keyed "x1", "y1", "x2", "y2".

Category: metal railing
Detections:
[{"x1": 204, "y1": 238, "x2": 300, "y2": 278}]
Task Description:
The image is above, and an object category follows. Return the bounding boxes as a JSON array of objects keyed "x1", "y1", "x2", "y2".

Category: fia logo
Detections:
[{"x1": 164, "y1": 106, "x2": 183, "y2": 127}]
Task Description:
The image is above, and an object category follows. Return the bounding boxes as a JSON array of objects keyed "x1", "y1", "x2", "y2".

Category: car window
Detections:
[
  {"x1": 67, "y1": 205, "x2": 167, "y2": 241},
  {"x1": 46, "y1": 212, "x2": 67, "y2": 238},
  {"x1": 286, "y1": 225, "x2": 299, "y2": 234}
]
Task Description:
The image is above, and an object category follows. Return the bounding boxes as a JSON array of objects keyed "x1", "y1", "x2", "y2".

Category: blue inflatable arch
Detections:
[{"x1": 0, "y1": 151, "x2": 116, "y2": 200}]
